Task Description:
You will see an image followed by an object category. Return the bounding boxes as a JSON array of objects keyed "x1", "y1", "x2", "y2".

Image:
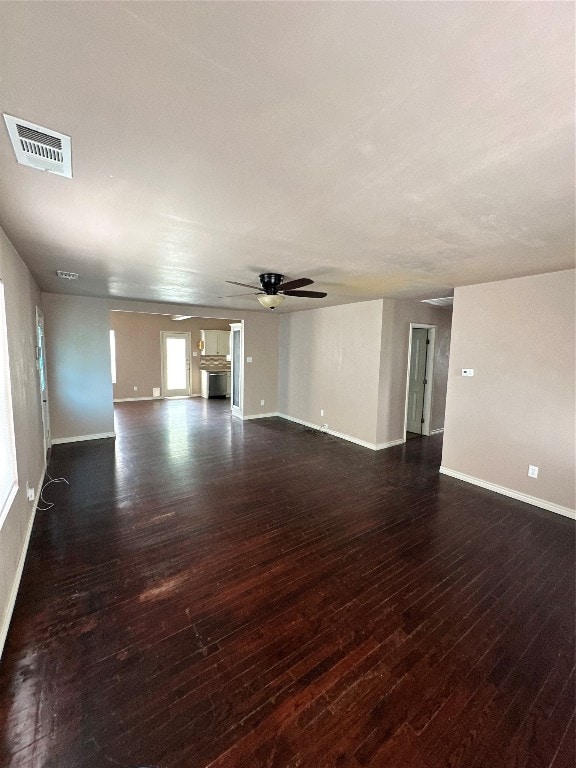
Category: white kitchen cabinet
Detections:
[
  {"x1": 200, "y1": 330, "x2": 218, "y2": 355},
  {"x1": 200, "y1": 369, "x2": 209, "y2": 398},
  {"x1": 200, "y1": 330, "x2": 230, "y2": 356},
  {"x1": 218, "y1": 331, "x2": 230, "y2": 356}
]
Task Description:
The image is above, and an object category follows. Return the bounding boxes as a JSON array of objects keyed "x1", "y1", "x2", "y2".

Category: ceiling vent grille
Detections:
[
  {"x1": 56, "y1": 271, "x2": 79, "y2": 280},
  {"x1": 3, "y1": 114, "x2": 72, "y2": 178}
]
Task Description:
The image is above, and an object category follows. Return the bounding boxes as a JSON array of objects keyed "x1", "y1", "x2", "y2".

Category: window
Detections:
[
  {"x1": 110, "y1": 329, "x2": 117, "y2": 384},
  {"x1": 0, "y1": 280, "x2": 18, "y2": 528}
]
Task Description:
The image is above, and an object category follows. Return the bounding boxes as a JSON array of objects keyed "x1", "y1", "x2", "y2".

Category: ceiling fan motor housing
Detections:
[{"x1": 259, "y1": 273, "x2": 284, "y2": 294}]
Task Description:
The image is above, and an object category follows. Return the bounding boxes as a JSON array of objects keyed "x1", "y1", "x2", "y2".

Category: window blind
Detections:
[{"x1": 0, "y1": 280, "x2": 18, "y2": 528}]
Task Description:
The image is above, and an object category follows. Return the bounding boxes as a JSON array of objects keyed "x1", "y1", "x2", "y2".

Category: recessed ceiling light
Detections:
[{"x1": 56, "y1": 270, "x2": 79, "y2": 280}]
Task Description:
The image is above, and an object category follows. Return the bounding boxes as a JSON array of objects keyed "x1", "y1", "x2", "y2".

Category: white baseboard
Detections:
[
  {"x1": 0, "y1": 464, "x2": 45, "y2": 658},
  {"x1": 114, "y1": 395, "x2": 204, "y2": 401},
  {"x1": 373, "y1": 438, "x2": 406, "y2": 451},
  {"x1": 242, "y1": 412, "x2": 280, "y2": 421},
  {"x1": 275, "y1": 413, "x2": 404, "y2": 452},
  {"x1": 114, "y1": 396, "x2": 161, "y2": 402},
  {"x1": 51, "y1": 432, "x2": 116, "y2": 445},
  {"x1": 439, "y1": 466, "x2": 575, "y2": 520}
]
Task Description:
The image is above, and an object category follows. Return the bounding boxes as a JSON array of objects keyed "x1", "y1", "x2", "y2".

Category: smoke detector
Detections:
[
  {"x1": 56, "y1": 271, "x2": 79, "y2": 280},
  {"x1": 3, "y1": 114, "x2": 72, "y2": 178}
]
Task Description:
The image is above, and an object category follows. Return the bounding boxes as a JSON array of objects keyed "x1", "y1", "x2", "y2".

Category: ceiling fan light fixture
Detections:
[{"x1": 257, "y1": 294, "x2": 285, "y2": 310}]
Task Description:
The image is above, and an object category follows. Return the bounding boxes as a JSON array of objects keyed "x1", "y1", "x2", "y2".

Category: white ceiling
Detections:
[{"x1": 0, "y1": 2, "x2": 573, "y2": 313}]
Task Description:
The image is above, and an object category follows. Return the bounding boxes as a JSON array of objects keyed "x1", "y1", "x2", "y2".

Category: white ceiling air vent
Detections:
[
  {"x1": 3, "y1": 114, "x2": 72, "y2": 178},
  {"x1": 56, "y1": 271, "x2": 79, "y2": 280},
  {"x1": 421, "y1": 296, "x2": 453, "y2": 307}
]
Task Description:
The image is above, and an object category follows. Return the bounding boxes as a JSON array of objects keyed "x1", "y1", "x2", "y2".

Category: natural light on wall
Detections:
[{"x1": 0, "y1": 280, "x2": 18, "y2": 528}]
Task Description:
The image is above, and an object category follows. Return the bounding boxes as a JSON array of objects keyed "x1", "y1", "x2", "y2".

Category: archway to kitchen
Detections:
[{"x1": 109, "y1": 310, "x2": 241, "y2": 409}]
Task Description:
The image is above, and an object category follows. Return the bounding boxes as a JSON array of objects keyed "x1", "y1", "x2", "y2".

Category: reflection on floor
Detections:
[{"x1": 1, "y1": 398, "x2": 574, "y2": 768}]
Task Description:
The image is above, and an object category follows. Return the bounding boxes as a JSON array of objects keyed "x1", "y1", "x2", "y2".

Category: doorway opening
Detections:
[
  {"x1": 404, "y1": 324, "x2": 436, "y2": 439},
  {"x1": 161, "y1": 331, "x2": 191, "y2": 397},
  {"x1": 110, "y1": 312, "x2": 241, "y2": 409}
]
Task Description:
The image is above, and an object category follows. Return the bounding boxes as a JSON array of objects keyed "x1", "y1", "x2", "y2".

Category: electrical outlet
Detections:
[
  {"x1": 246, "y1": 356, "x2": 253, "y2": 363},
  {"x1": 260, "y1": 399, "x2": 265, "y2": 406},
  {"x1": 528, "y1": 465, "x2": 539, "y2": 479},
  {"x1": 320, "y1": 409, "x2": 324, "y2": 417},
  {"x1": 26, "y1": 484, "x2": 35, "y2": 501},
  {"x1": 462, "y1": 369, "x2": 474, "y2": 377},
  {"x1": 133, "y1": 386, "x2": 138, "y2": 391}
]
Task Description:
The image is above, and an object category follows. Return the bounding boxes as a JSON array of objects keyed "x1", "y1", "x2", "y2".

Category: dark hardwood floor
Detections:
[{"x1": 1, "y1": 398, "x2": 574, "y2": 768}]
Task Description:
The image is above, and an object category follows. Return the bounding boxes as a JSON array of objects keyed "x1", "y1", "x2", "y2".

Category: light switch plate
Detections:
[
  {"x1": 246, "y1": 356, "x2": 253, "y2": 363},
  {"x1": 462, "y1": 369, "x2": 474, "y2": 377}
]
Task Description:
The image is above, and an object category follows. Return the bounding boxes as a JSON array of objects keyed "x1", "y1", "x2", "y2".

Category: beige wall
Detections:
[
  {"x1": 441, "y1": 270, "x2": 576, "y2": 514},
  {"x1": 110, "y1": 312, "x2": 232, "y2": 399},
  {"x1": 0, "y1": 227, "x2": 45, "y2": 655},
  {"x1": 42, "y1": 294, "x2": 115, "y2": 441},
  {"x1": 278, "y1": 301, "x2": 385, "y2": 445},
  {"x1": 243, "y1": 315, "x2": 280, "y2": 416},
  {"x1": 376, "y1": 300, "x2": 452, "y2": 444},
  {"x1": 278, "y1": 298, "x2": 452, "y2": 448}
]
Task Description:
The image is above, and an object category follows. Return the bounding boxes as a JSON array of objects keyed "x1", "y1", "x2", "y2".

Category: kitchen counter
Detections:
[{"x1": 200, "y1": 367, "x2": 231, "y2": 372}]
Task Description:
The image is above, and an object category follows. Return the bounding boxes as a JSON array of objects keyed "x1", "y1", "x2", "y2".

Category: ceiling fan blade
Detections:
[
  {"x1": 225, "y1": 280, "x2": 261, "y2": 290},
  {"x1": 278, "y1": 277, "x2": 314, "y2": 292},
  {"x1": 218, "y1": 291, "x2": 260, "y2": 298},
  {"x1": 283, "y1": 290, "x2": 327, "y2": 298}
]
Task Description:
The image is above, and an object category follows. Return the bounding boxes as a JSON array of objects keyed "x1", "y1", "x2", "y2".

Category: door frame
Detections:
[
  {"x1": 160, "y1": 331, "x2": 191, "y2": 397},
  {"x1": 403, "y1": 323, "x2": 436, "y2": 439},
  {"x1": 229, "y1": 322, "x2": 243, "y2": 418},
  {"x1": 35, "y1": 306, "x2": 50, "y2": 456}
]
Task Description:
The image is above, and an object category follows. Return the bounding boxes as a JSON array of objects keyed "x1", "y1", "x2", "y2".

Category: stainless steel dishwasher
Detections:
[{"x1": 206, "y1": 371, "x2": 227, "y2": 398}]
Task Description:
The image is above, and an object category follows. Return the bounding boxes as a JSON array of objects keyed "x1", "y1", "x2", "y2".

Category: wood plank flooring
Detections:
[{"x1": 1, "y1": 398, "x2": 574, "y2": 768}]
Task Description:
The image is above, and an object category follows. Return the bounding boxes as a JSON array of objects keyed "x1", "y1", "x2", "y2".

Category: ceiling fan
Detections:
[{"x1": 224, "y1": 273, "x2": 327, "y2": 309}]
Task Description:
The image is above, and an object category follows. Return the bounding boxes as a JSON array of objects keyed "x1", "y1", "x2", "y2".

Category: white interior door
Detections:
[
  {"x1": 161, "y1": 332, "x2": 191, "y2": 397},
  {"x1": 36, "y1": 307, "x2": 50, "y2": 456},
  {"x1": 406, "y1": 328, "x2": 429, "y2": 434}
]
